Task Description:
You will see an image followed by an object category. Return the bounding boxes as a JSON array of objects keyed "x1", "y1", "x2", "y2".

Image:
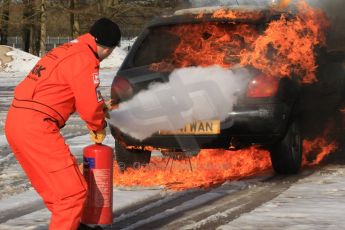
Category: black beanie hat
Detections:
[{"x1": 89, "y1": 18, "x2": 121, "y2": 48}]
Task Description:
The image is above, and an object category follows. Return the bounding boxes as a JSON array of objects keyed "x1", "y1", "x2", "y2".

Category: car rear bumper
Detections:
[{"x1": 110, "y1": 101, "x2": 292, "y2": 150}]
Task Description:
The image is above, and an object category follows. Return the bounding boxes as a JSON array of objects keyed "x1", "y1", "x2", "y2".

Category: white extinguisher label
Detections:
[{"x1": 92, "y1": 169, "x2": 111, "y2": 207}]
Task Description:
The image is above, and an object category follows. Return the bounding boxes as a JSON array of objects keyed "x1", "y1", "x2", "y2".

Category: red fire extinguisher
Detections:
[{"x1": 81, "y1": 143, "x2": 113, "y2": 225}]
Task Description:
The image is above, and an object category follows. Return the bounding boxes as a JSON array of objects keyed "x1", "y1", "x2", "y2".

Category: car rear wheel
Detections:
[
  {"x1": 115, "y1": 139, "x2": 151, "y2": 171},
  {"x1": 269, "y1": 120, "x2": 302, "y2": 174}
]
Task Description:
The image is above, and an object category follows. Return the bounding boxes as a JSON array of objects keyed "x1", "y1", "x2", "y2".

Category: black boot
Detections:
[{"x1": 78, "y1": 223, "x2": 103, "y2": 230}]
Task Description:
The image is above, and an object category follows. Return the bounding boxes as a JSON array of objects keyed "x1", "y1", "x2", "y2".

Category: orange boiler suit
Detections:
[{"x1": 5, "y1": 33, "x2": 106, "y2": 230}]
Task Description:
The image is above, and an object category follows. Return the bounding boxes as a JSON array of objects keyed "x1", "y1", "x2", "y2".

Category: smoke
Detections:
[{"x1": 108, "y1": 66, "x2": 251, "y2": 140}]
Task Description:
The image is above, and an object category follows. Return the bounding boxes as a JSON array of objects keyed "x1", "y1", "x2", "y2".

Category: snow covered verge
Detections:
[
  {"x1": 99, "y1": 39, "x2": 135, "y2": 70},
  {"x1": 0, "y1": 46, "x2": 39, "y2": 73}
]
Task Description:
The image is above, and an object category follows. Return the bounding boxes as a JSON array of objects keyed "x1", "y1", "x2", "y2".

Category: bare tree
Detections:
[
  {"x1": 0, "y1": 0, "x2": 10, "y2": 45},
  {"x1": 22, "y1": 0, "x2": 34, "y2": 52},
  {"x1": 48, "y1": 0, "x2": 97, "y2": 35},
  {"x1": 69, "y1": 0, "x2": 80, "y2": 38},
  {"x1": 96, "y1": 0, "x2": 118, "y2": 15},
  {"x1": 22, "y1": 0, "x2": 40, "y2": 55},
  {"x1": 40, "y1": 0, "x2": 47, "y2": 55},
  {"x1": 11, "y1": 0, "x2": 181, "y2": 52}
]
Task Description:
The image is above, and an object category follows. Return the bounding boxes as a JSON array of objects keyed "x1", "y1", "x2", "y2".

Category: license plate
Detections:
[{"x1": 159, "y1": 120, "x2": 220, "y2": 135}]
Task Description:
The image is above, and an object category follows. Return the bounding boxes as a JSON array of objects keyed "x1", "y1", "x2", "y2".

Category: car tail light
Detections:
[
  {"x1": 246, "y1": 74, "x2": 279, "y2": 98},
  {"x1": 111, "y1": 76, "x2": 133, "y2": 104}
]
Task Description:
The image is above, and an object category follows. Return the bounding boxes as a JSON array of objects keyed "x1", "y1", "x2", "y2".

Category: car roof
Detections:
[
  {"x1": 173, "y1": 5, "x2": 270, "y2": 16},
  {"x1": 145, "y1": 5, "x2": 290, "y2": 29}
]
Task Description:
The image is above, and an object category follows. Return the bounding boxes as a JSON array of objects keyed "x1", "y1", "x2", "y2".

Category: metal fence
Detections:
[
  {"x1": 7, "y1": 36, "x2": 74, "y2": 51},
  {"x1": 6, "y1": 34, "x2": 138, "y2": 52}
]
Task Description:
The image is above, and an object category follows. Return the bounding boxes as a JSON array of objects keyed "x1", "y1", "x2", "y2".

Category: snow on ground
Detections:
[
  {"x1": 0, "y1": 71, "x2": 30, "y2": 87},
  {"x1": 0, "y1": 135, "x2": 7, "y2": 148},
  {"x1": 4, "y1": 162, "x2": 345, "y2": 229},
  {"x1": 0, "y1": 188, "x2": 163, "y2": 230},
  {"x1": 218, "y1": 165, "x2": 345, "y2": 230},
  {"x1": 100, "y1": 45, "x2": 128, "y2": 69},
  {"x1": 0, "y1": 45, "x2": 39, "y2": 73}
]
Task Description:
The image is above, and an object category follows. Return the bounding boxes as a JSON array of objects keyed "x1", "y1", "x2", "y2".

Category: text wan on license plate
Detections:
[{"x1": 159, "y1": 120, "x2": 220, "y2": 135}]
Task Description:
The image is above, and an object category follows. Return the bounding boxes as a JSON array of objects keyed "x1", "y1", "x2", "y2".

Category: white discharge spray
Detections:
[{"x1": 108, "y1": 66, "x2": 251, "y2": 140}]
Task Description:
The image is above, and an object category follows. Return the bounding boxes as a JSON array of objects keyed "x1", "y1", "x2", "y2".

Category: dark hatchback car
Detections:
[{"x1": 110, "y1": 6, "x2": 345, "y2": 174}]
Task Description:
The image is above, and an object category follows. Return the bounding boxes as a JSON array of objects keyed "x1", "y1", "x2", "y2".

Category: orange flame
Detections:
[
  {"x1": 302, "y1": 123, "x2": 338, "y2": 166},
  {"x1": 241, "y1": 1, "x2": 329, "y2": 83},
  {"x1": 159, "y1": 23, "x2": 258, "y2": 69},
  {"x1": 302, "y1": 120, "x2": 338, "y2": 166},
  {"x1": 114, "y1": 147, "x2": 271, "y2": 190},
  {"x1": 112, "y1": 136, "x2": 337, "y2": 190},
  {"x1": 212, "y1": 9, "x2": 263, "y2": 20},
  {"x1": 302, "y1": 138, "x2": 337, "y2": 166},
  {"x1": 212, "y1": 9, "x2": 238, "y2": 19},
  {"x1": 151, "y1": 1, "x2": 329, "y2": 84}
]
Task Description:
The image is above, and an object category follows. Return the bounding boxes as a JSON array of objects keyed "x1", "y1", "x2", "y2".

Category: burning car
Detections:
[{"x1": 110, "y1": 5, "x2": 345, "y2": 174}]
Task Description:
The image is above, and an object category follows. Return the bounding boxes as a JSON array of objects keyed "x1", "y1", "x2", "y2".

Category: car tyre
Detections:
[
  {"x1": 115, "y1": 139, "x2": 151, "y2": 171},
  {"x1": 269, "y1": 119, "x2": 302, "y2": 174}
]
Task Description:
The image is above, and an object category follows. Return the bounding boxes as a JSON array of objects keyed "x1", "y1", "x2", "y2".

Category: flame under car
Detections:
[{"x1": 110, "y1": 6, "x2": 345, "y2": 174}]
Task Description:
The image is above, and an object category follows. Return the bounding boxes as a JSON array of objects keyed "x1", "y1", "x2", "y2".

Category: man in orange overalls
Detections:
[{"x1": 5, "y1": 18, "x2": 121, "y2": 230}]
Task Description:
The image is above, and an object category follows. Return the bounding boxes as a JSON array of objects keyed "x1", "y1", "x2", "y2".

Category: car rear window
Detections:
[{"x1": 130, "y1": 22, "x2": 262, "y2": 71}]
